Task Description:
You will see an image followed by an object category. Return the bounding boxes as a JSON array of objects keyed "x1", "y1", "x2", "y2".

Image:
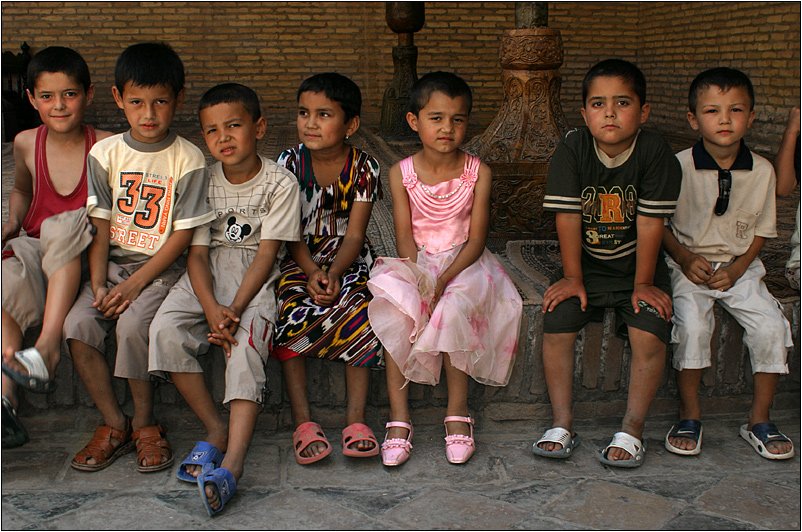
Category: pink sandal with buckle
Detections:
[
  {"x1": 444, "y1": 415, "x2": 475, "y2": 464},
  {"x1": 381, "y1": 421, "x2": 413, "y2": 466}
]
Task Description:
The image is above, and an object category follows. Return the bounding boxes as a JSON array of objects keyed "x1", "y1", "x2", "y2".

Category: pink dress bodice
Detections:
[{"x1": 400, "y1": 154, "x2": 480, "y2": 254}]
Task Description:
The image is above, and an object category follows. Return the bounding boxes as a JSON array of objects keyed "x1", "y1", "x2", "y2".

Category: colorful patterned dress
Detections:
[{"x1": 272, "y1": 144, "x2": 383, "y2": 368}]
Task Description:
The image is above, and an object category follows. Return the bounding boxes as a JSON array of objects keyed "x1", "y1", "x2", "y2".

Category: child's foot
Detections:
[
  {"x1": 444, "y1": 415, "x2": 475, "y2": 464},
  {"x1": 198, "y1": 464, "x2": 237, "y2": 516},
  {"x1": 382, "y1": 421, "x2": 413, "y2": 466},
  {"x1": 533, "y1": 427, "x2": 579, "y2": 458},
  {"x1": 743, "y1": 421, "x2": 794, "y2": 457},
  {"x1": 181, "y1": 431, "x2": 228, "y2": 480},
  {"x1": 599, "y1": 431, "x2": 645, "y2": 467},
  {"x1": 536, "y1": 425, "x2": 574, "y2": 453},
  {"x1": 292, "y1": 422, "x2": 332, "y2": 464},
  {"x1": 70, "y1": 415, "x2": 134, "y2": 471},
  {"x1": 665, "y1": 419, "x2": 702, "y2": 455},
  {"x1": 342, "y1": 423, "x2": 379, "y2": 457},
  {"x1": 1, "y1": 347, "x2": 56, "y2": 393}
]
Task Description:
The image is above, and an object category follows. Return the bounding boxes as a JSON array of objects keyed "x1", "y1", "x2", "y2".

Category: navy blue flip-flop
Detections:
[{"x1": 664, "y1": 419, "x2": 703, "y2": 456}]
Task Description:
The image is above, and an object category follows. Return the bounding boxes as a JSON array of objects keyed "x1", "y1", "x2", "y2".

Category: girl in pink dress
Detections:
[{"x1": 367, "y1": 72, "x2": 523, "y2": 466}]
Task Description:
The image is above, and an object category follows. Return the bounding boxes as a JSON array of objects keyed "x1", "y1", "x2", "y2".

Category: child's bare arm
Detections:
[
  {"x1": 543, "y1": 212, "x2": 587, "y2": 313},
  {"x1": 187, "y1": 243, "x2": 236, "y2": 356},
  {"x1": 229, "y1": 239, "x2": 282, "y2": 319},
  {"x1": 708, "y1": 236, "x2": 764, "y2": 291},
  {"x1": 3, "y1": 131, "x2": 36, "y2": 245},
  {"x1": 389, "y1": 163, "x2": 418, "y2": 262},
  {"x1": 632, "y1": 216, "x2": 672, "y2": 321},
  {"x1": 775, "y1": 107, "x2": 800, "y2": 198},
  {"x1": 87, "y1": 217, "x2": 111, "y2": 312},
  {"x1": 433, "y1": 161, "x2": 491, "y2": 308},
  {"x1": 662, "y1": 225, "x2": 713, "y2": 284},
  {"x1": 313, "y1": 201, "x2": 373, "y2": 307}
]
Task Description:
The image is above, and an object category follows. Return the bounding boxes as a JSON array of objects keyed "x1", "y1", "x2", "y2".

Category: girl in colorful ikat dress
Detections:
[
  {"x1": 273, "y1": 73, "x2": 383, "y2": 465},
  {"x1": 367, "y1": 72, "x2": 523, "y2": 466}
]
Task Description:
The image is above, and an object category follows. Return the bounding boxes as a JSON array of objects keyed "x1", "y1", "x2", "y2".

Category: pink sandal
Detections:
[
  {"x1": 444, "y1": 416, "x2": 475, "y2": 464},
  {"x1": 341, "y1": 423, "x2": 380, "y2": 458},
  {"x1": 381, "y1": 421, "x2": 413, "y2": 466},
  {"x1": 292, "y1": 422, "x2": 332, "y2": 465}
]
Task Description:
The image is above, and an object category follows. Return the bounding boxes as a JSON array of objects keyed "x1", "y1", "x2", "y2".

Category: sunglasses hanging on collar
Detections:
[{"x1": 714, "y1": 169, "x2": 731, "y2": 216}]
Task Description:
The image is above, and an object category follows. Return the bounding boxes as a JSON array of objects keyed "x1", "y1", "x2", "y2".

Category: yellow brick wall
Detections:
[{"x1": 2, "y1": 1, "x2": 799, "y2": 149}]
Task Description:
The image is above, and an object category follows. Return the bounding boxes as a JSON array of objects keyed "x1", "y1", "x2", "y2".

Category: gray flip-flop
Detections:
[
  {"x1": 1, "y1": 348, "x2": 56, "y2": 393},
  {"x1": 532, "y1": 427, "x2": 580, "y2": 459}
]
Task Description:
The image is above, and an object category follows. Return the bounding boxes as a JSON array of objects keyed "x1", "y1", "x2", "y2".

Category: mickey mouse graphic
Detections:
[{"x1": 224, "y1": 216, "x2": 252, "y2": 244}]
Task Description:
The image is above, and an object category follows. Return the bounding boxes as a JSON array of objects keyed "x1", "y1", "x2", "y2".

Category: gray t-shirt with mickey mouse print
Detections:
[{"x1": 191, "y1": 155, "x2": 301, "y2": 252}]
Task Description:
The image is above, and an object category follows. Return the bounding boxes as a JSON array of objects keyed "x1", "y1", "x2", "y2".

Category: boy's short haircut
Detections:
[
  {"x1": 27, "y1": 46, "x2": 91, "y2": 92},
  {"x1": 582, "y1": 59, "x2": 646, "y2": 106},
  {"x1": 297, "y1": 72, "x2": 361, "y2": 122},
  {"x1": 688, "y1": 67, "x2": 755, "y2": 113},
  {"x1": 409, "y1": 71, "x2": 472, "y2": 115},
  {"x1": 199, "y1": 83, "x2": 261, "y2": 123},
  {"x1": 114, "y1": 42, "x2": 184, "y2": 96}
]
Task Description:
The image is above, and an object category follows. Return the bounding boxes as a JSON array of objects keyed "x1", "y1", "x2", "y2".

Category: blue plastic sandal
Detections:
[
  {"x1": 177, "y1": 441, "x2": 225, "y2": 482},
  {"x1": 198, "y1": 463, "x2": 236, "y2": 516}
]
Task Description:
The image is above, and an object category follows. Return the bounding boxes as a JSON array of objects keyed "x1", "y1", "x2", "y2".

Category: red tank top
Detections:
[{"x1": 21, "y1": 124, "x2": 96, "y2": 238}]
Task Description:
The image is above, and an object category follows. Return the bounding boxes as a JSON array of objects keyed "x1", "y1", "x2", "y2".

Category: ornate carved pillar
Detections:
[
  {"x1": 379, "y1": 2, "x2": 425, "y2": 141},
  {"x1": 464, "y1": 8, "x2": 568, "y2": 239}
]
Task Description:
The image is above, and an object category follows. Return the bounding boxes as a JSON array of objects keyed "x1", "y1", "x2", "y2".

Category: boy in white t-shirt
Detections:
[
  {"x1": 663, "y1": 67, "x2": 794, "y2": 460},
  {"x1": 149, "y1": 83, "x2": 300, "y2": 516}
]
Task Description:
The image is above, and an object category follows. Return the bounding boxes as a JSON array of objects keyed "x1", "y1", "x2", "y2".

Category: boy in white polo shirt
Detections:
[{"x1": 663, "y1": 67, "x2": 794, "y2": 460}]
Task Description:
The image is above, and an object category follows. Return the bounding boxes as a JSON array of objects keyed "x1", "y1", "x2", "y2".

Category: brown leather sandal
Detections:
[
  {"x1": 71, "y1": 417, "x2": 134, "y2": 472},
  {"x1": 132, "y1": 424, "x2": 174, "y2": 473}
]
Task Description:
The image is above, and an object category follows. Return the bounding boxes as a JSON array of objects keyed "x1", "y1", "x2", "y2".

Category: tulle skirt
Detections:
[{"x1": 367, "y1": 245, "x2": 522, "y2": 386}]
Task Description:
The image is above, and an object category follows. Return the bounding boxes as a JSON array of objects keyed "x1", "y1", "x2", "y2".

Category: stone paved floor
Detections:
[{"x1": 1, "y1": 408, "x2": 799, "y2": 530}]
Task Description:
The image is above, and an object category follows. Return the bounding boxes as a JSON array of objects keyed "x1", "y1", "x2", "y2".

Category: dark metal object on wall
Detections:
[{"x1": 379, "y1": 2, "x2": 424, "y2": 141}]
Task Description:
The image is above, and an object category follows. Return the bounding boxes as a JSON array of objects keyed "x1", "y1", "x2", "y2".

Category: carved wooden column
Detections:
[
  {"x1": 379, "y1": 2, "x2": 424, "y2": 141},
  {"x1": 464, "y1": 9, "x2": 568, "y2": 239}
]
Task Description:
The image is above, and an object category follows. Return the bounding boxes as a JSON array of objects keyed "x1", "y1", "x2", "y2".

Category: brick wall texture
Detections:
[{"x1": 2, "y1": 2, "x2": 799, "y2": 150}]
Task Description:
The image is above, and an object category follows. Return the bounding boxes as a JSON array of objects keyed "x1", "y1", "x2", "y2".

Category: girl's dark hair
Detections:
[
  {"x1": 688, "y1": 67, "x2": 754, "y2": 113},
  {"x1": 408, "y1": 71, "x2": 472, "y2": 115},
  {"x1": 582, "y1": 59, "x2": 647, "y2": 106},
  {"x1": 297, "y1": 72, "x2": 361, "y2": 122},
  {"x1": 27, "y1": 46, "x2": 91, "y2": 92},
  {"x1": 199, "y1": 83, "x2": 261, "y2": 122},
  {"x1": 114, "y1": 42, "x2": 184, "y2": 96}
]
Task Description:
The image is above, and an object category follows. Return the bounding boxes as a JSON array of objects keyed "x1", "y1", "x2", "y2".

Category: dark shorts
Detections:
[{"x1": 543, "y1": 289, "x2": 671, "y2": 345}]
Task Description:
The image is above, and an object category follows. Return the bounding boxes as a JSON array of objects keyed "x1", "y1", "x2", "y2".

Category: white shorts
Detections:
[{"x1": 667, "y1": 255, "x2": 793, "y2": 374}]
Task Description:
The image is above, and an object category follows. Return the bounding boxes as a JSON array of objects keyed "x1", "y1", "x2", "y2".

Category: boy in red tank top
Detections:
[{"x1": 1, "y1": 46, "x2": 112, "y2": 448}]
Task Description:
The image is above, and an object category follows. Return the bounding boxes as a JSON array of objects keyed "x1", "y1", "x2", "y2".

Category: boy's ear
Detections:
[
  {"x1": 639, "y1": 103, "x2": 651, "y2": 124},
  {"x1": 111, "y1": 85, "x2": 124, "y2": 110},
  {"x1": 746, "y1": 109, "x2": 756, "y2": 129},
  {"x1": 174, "y1": 88, "x2": 186, "y2": 111},
  {"x1": 406, "y1": 111, "x2": 419, "y2": 132},
  {"x1": 254, "y1": 116, "x2": 268, "y2": 140},
  {"x1": 580, "y1": 107, "x2": 587, "y2": 126},
  {"x1": 686, "y1": 111, "x2": 700, "y2": 131},
  {"x1": 345, "y1": 115, "x2": 360, "y2": 138},
  {"x1": 85, "y1": 83, "x2": 95, "y2": 106},
  {"x1": 26, "y1": 89, "x2": 37, "y2": 110}
]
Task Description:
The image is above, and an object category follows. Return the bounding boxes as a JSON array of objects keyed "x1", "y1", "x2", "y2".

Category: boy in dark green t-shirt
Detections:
[{"x1": 533, "y1": 59, "x2": 681, "y2": 467}]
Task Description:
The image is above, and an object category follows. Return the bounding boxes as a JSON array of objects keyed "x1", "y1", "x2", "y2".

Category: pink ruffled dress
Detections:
[{"x1": 367, "y1": 154, "x2": 523, "y2": 386}]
